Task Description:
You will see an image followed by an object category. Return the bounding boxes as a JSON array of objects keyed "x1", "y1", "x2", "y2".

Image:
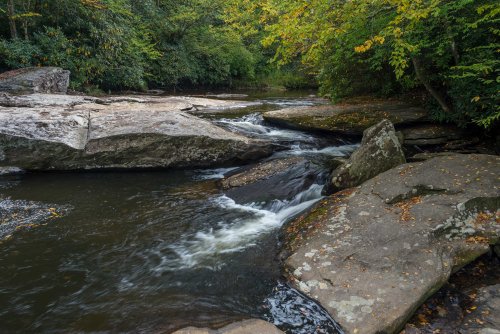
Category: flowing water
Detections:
[{"x1": 0, "y1": 92, "x2": 355, "y2": 333}]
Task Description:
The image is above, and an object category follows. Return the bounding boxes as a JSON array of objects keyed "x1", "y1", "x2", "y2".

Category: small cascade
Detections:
[
  {"x1": 216, "y1": 113, "x2": 315, "y2": 143},
  {"x1": 160, "y1": 183, "x2": 324, "y2": 271}
]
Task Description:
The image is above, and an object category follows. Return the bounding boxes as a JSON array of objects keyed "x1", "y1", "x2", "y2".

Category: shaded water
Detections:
[{"x1": 0, "y1": 93, "x2": 355, "y2": 333}]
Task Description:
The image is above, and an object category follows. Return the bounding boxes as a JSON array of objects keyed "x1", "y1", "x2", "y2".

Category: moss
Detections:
[{"x1": 274, "y1": 109, "x2": 402, "y2": 135}]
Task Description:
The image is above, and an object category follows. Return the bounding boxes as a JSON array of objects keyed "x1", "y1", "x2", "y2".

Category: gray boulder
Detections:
[
  {"x1": 172, "y1": 319, "x2": 283, "y2": 334},
  {"x1": 0, "y1": 67, "x2": 70, "y2": 94},
  {"x1": 282, "y1": 154, "x2": 500, "y2": 334},
  {"x1": 0, "y1": 95, "x2": 274, "y2": 170},
  {"x1": 323, "y1": 119, "x2": 405, "y2": 194}
]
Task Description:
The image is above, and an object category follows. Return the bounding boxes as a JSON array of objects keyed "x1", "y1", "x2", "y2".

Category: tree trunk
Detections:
[
  {"x1": 7, "y1": 0, "x2": 18, "y2": 39},
  {"x1": 22, "y1": 0, "x2": 29, "y2": 40},
  {"x1": 450, "y1": 39, "x2": 460, "y2": 65},
  {"x1": 444, "y1": 20, "x2": 460, "y2": 66},
  {"x1": 22, "y1": 20, "x2": 28, "y2": 40},
  {"x1": 411, "y1": 56, "x2": 452, "y2": 114}
]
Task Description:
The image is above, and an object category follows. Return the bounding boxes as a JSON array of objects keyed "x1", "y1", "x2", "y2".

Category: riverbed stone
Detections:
[
  {"x1": 172, "y1": 319, "x2": 284, "y2": 334},
  {"x1": 263, "y1": 101, "x2": 429, "y2": 136},
  {"x1": 221, "y1": 157, "x2": 306, "y2": 189},
  {"x1": 0, "y1": 67, "x2": 70, "y2": 94},
  {"x1": 282, "y1": 154, "x2": 500, "y2": 334},
  {"x1": 221, "y1": 157, "x2": 323, "y2": 203},
  {"x1": 0, "y1": 94, "x2": 274, "y2": 170},
  {"x1": 401, "y1": 124, "x2": 464, "y2": 146},
  {"x1": 323, "y1": 119, "x2": 405, "y2": 195}
]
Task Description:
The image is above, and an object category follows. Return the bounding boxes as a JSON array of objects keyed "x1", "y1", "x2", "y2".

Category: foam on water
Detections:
[
  {"x1": 288, "y1": 143, "x2": 360, "y2": 157},
  {"x1": 216, "y1": 113, "x2": 315, "y2": 142},
  {"x1": 192, "y1": 167, "x2": 240, "y2": 180},
  {"x1": 158, "y1": 183, "x2": 323, "y2": 271}
]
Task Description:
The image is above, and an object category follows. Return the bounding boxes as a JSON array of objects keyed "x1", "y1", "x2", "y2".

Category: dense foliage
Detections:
[
  {"x1": 1, "y1": 0, "x2": 498, "y2": 128},
  {"x1": 0, "y1": 0, "x2": 267, "y2": 91},
  {"x1": 227, "y1": 0, "x2": 499, "y2": 128}
]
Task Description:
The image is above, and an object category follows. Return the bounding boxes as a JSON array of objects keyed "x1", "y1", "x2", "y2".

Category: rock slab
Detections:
[
  {"x1": 323, "y1": 119, "x2": 406, "y2": 194},
  {"x1": 0, "y1": 94, "x2": 273, "y2": 170},
  {"x1": 283, "y1": 154, "x2": 500, "y2": 334},
  {"x1": 263, "y1": 101, "x2": 429, "y2": 136},
  {"x1": 0, "y1": 67, "x2": 70, "y2": 94}
]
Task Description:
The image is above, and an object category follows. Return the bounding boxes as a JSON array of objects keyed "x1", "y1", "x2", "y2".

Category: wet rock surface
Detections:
[
  {"x1": 323, "y1": 119, "x2": 406, "y2": 195},
  {"x1": 263, "y1": 282, "x2": 343, "y2": 334},
  {"x1": 221, "y1": 157, "x2": 306, "y2": 190},
  {"x1": 0, "y1": 94, "x2": 273, "y2": 170},
  {"x1": 282, "y1": 154, "x2": 500, "y2": 334},
  {"x1": 0, "y1": 167, "x2": 24, "y2": 175},
  {"x1": 401, "y1": 124, "x2": 464, "y2": 146},
  {"x1": 222, "y1": 157, "x2": 324, "y2": 203},
  {"x1": 0, "y1": 67, "x2": 70, "y2": 94},
  {"x1": 263, "y1": 101, "x2": 428, "y2": 136},
  {"x1": 171, "y1": 319, "x2": 284, "y2": 334},
  {"x1": 0, "y1": 198, "x2": 69, "y2": 240},
  {"x1": 402, "y1": 253, "x2": 499, "y2": 334}
]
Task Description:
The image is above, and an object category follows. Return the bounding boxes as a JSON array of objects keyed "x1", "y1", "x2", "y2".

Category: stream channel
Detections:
[{"x1": 0, "y1": 91, "x2": 357, "y2": 333}]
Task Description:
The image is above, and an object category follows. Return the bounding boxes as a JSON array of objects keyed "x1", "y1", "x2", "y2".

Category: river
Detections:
[{"x1": 0, "y1": 91, "x2": 355, "y2": 333}]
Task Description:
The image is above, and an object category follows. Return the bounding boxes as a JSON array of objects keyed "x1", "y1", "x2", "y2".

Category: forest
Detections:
[{"x1": 0, "y1": 0, "x2": 498, "y2": 129}]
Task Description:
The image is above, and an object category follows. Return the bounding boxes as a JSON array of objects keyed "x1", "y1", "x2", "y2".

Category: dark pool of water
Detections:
[{"x1": 0, "y1": 171, "x2": 286, "y2": 333}]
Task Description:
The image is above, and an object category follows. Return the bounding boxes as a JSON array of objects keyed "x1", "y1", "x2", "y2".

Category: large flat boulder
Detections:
[
  {"x1": 0, "y1": 106, "x2": 89, "y2": 169},
  {"x1": 282, "y1": 154, "x2": 500, "y2": 334},
  {"x1": 0, "y1": 95, "x2": 273, "y2": 170},
  {"x1": 263, "y1": 101, "x2": 429, "y2": 136},
  {"x1": 323, "y1": 119, "x2": 406, "y2": 195},
  {"x1": 0, "y1": 67, "x2": 70, "y2": 94}
]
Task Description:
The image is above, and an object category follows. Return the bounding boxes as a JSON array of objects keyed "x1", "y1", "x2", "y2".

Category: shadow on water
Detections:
[{"x1": 0, "y1": 92, "x2": 350, "y2": 334}]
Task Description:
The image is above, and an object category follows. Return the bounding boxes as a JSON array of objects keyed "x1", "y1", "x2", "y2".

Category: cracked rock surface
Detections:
[
  {"x1": 0, "y1": 94, "x2": 273, "y2": 170},
  {"x1": 282, "y1": 154, "x2": 500, "y2": 334}
]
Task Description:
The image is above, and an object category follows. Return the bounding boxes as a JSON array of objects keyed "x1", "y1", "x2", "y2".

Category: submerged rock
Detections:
[
  {"x1": 172, "y1": 319, "x2": 283, "y2": 334},
  {"x1": 0, "y1": 198, "x2": 69, "y2": 240},
  {"x1": 0, "y1": 94, "x2": 273, "y2": 170},
  {"x1": 403, "y1": 254, "x2": 500, "y2": 334},
  {"x1": 323, "y1": 119, "x2": 405, "y2": 195},
  {"x1": 0, "y1": 167, "x2": 24, "y2": 175},
  {"x1": 282, "y1": 154, "x2": 500, "y2": 334},
  {"x1": 263, "y1": 101, "x2": 428, "y2": 136},
  {"x1": 0, "y1": 67, "x2": 70, "y2": 94}
]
